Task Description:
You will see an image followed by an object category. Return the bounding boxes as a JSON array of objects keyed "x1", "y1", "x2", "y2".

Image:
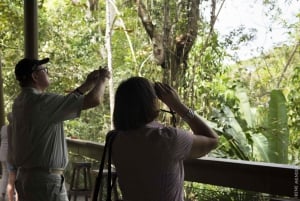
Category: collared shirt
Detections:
[
  {"x1": 11, "y1": 87, "x2": 84, "y2": 169},
  {"x1": 112, "y1": 121, "x2": 193, "y2": 201}
]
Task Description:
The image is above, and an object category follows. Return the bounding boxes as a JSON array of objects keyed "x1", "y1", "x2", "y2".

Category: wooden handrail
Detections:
[
  {"x1": 184, "y1": 157, "x2": 299, "y2": 198},
  {"x1": 67, "y1": 138, "x2": 299, "y2": 198}
]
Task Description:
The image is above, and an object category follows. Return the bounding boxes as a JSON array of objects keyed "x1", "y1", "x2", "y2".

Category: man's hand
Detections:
[
  {"x1": 98, "y1": 68, "x2": 111, "y2": 81},
  {"x1": 86, "y1": 68, "x2": 110, "y2": 83},
  {"x1": 81, "y1": 68, "x2": 111, "y2": 110},
  {"x1": 83, "y1": 68, "x2": 110, "y2": 91}
]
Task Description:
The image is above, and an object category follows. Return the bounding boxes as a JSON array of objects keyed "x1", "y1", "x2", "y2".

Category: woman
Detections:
[
  {"x1": 0, "y1": 113, "x2": 13, "y2": 200},
  {"x1": 7, "y1": 121, "x2": 18, "y2": 201},
  {"x1": 111, "y1": 77, "x2": 218, "y2": 201}
]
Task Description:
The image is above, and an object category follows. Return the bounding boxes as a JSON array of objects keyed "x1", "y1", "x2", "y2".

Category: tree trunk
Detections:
[
  {"x1": 136, "y1": 0, "x2": 200, "y2": 89},
  {"x1": 105, "y1": 0, "x2": 115, "y2": 129}
]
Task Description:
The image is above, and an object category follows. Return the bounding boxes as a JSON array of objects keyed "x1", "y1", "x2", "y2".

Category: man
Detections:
[
  {"x1": 11, "y1": 57, "x2": 110, "y2": 201},
  {"x1": 0, "y1": 113, "x2": 12, "y2": 200}
]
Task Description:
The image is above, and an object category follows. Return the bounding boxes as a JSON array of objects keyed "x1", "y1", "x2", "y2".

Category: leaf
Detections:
[
  {"x1": 222, "y1": 106, "x2": 251, "y2": 159},
  {"x1": 265, "y1": 89, "x2": 289, "y2": 163},
  {"x1": 251, "y1": 133, "x2": 269, "y2": 162},
  {"x1": 235, "y1": 88, "x2": 256, "y2": 128}
]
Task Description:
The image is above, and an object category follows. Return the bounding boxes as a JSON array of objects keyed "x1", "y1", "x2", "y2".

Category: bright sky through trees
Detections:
[{"x1": 214, "y1": 0, "x2": 300, "y2": 60}]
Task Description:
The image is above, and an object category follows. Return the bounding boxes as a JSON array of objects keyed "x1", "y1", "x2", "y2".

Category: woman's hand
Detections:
[
  {"x1": 154, "y1": 82, "x2": 218, "y2": 159},
  {"x1": 154, "y1": 82, "x2": 182, "y2": 110}
]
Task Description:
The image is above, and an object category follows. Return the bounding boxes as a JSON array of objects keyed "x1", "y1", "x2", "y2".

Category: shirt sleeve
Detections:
[
  {"x1": 38, "y1": 92, "x2": 84, "y2": 123},
  {"x1": 162, "y1": 127, "x2": 193, "y2": 160}
]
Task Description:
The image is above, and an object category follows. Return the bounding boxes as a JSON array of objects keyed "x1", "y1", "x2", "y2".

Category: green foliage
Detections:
[
  {"x1": 184, "y1": 182, "x2": 269, "y2": 201},
  {"x1": 211, "y1": 87, "x2": 290, "y2": 163},
  {"x1": 223, "y1": 40, "x2": 299, "y2": 164},
  {"x1": 288, "y1": 65, "x2": 300, "y2": 165},
  {"x1": 0, "y1": 0, "x2": 24, "y2": 113},
  {"x1": 0, "y1": 0, "x2": 299, "y2": 167},
  {"x1": 1, "y1": 1, "x2": 300, "y2": 200}
]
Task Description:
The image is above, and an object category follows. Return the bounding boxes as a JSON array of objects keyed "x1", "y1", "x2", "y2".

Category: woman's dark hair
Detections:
[{"x1": 113, "y1": 77, "x2": 159, "y2": 131}]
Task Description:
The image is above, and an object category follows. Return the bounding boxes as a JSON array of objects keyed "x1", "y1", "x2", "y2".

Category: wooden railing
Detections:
[{"x1": 67, "y1": 138, "x2": 299, "y2": 199}]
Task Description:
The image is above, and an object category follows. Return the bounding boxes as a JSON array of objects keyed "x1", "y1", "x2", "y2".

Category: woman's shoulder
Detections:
[
  {"x1": 113, "y1": 121, "x2": 190, "y2": 140},
  {"x1": 144, "y1": 121, "x2": 190, "y2": 139}
]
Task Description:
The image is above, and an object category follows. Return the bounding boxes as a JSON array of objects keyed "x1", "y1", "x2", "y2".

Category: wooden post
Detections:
[
  {"x1": 24, "y1": 0, "x2": 38, "y2": 59},
  {"x1": 0, "y1": 55, "x2": 5, "y2": 127}
]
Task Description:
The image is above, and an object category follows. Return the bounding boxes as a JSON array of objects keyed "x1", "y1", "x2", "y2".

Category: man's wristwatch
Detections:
[{"x1": 183, "y1": 108, "x2": 195, "y2": 121}]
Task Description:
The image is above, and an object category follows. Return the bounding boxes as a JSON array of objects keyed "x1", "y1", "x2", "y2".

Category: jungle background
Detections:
[{"x1": 0, "y1": 0, "x2": 299, "y2": 200}]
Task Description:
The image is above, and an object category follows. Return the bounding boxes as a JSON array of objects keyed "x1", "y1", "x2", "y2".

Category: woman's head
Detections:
[{"x1": 113, "y1": 77, "x2": 159, "y2": 131}]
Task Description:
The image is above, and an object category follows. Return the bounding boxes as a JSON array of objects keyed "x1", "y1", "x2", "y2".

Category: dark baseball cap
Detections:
[{"x1": 15, "y1": 58, "x2": 49, "y2": 81}]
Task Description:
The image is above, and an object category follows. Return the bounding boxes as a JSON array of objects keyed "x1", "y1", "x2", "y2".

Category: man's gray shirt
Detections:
[{"x1": 11, "y1": 87, "x2": 84, "y2": 169}]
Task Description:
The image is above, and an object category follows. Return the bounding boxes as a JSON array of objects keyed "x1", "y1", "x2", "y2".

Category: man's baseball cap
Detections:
[{"x1": 15, "y1": 58, "x2": 49, "y2": 81}]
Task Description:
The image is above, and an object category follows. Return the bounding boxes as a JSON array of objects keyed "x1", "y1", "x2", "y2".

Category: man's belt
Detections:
[
  {"x1": 20, "y1": 167, "x2": 64, "y2": 175},
  {"x1": 48, "y1": 168, "x2": 64, "y2": 175}
]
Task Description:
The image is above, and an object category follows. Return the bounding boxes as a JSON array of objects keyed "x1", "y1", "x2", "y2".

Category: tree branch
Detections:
[
  {"x1": 200, "y1": 0, "x2": 226, "y2": 57},
  {"x1": 136, "y1": 0, "x2": 165, "y2": 66},
  {"x1": 136, "y1": 0, "x2": 154, "y2": 39},
  {"x1": 277, "y1": 41, "x2": 300, "y2": 88}
]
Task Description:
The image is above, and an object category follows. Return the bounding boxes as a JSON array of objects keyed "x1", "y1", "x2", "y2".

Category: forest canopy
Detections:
[{"x1": 0, "y1": 0, "x2": 299, "y2": 165}]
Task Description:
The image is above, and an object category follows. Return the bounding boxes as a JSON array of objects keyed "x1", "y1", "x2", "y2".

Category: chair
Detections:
[{"x1": 68, "y1": 162, "x2": 92, "y2": 201}]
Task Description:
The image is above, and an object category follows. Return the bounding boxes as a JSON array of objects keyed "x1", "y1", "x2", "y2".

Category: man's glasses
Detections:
[{"x1": 34, "y1": 67, "x2": 48, "y2": 74}]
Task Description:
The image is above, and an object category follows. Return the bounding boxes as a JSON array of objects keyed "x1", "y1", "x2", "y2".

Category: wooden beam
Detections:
[
  {"x1": 184, "y1": 157, "x2": 299, "y2": 198},
  {"x1": 67, "y1": 138, "x2": 105, "y2": 162}
]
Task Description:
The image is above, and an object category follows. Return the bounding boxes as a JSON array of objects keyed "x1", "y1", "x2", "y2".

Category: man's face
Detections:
[{"x1": 32, "y1": 65, "x2": 50, "y2": 90}]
